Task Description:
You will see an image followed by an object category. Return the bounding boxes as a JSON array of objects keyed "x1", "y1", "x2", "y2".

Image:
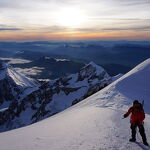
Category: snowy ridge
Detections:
[
  {"x1": 78, "y1": 61, "x2": 108, "y2": 79},
  {"x1": 0, "y1": 62, "x2": 38, "y2": 88},
  {"x1": 0, "y1": 62, "x2": 39, "y2": 109},
  {"x1": 0, "y1": 59, "x2": 150, "y2": 150},
  {"x1": 80, "y1": 58, "x2": 150, "y2": 112},
  {"x1": 0, "y1": 61, "x2": 111, "y2": 132},
  {"x1": 89, "y1": 61, "x2": 108, "y2": 76},
  {"x1": 112, "y1": 73, "x2": 123, "y2": 82}
]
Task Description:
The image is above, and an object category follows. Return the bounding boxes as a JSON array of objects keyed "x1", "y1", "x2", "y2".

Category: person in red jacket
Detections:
[{"x1": 123, "y1": 100, "x2": 149, "y2": 146}]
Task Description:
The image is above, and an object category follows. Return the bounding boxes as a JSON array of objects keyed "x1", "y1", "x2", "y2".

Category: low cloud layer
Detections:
[
  {"x1": 0, "y1": 57, "x2": 31, "y2": 64},
  {"x1": 14, "y1": 67, "x2": 44, "y2": 76},
  {"x1": 0, "y1": 28, "x2": 22, "y2": 31}
]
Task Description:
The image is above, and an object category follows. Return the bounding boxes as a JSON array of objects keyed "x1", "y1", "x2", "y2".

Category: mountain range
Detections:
[
  {"x1": 0, "y1": 61, "x2": 112, "y2": 132},
  {"x1": 0, "y1": 57, "x2": 149, "y2": 150},
  {"x1": 14, "y1": 56, "x2": 85, "y2": 79},
  {"x1": 1, "y1": 41, "x2": 150, "y2": 76}
]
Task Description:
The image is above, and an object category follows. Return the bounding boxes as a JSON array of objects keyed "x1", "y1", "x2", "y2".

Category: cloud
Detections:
[
  {"x1": 0, "y1": 28, "x2": 22, "y2": 31},
  {"x1": 0, "y1": 24, "x2": 23, "y2": 31},
  {"x1": 122, "y1": 0, "x2": 150, "y2": 6},
  {"x1": 73, "y1": 25, "x2": 150, "y2": 33},
  {"x1": 0, "y1": 0, "x2": 22, "y2": 9},
  {"x1": 0, "y1": 0, "x2": 147, "y2": 11},
  {"x1": 37, "y1": 26, "x2": 70, "y2": 33},
  {"x1": 102, "y1": 26, "x2": 150, "y2": 31},
  {"x1": 0, "y1": 57, "x2": 31, "y2": 64},
  {"x1": 0, "y1": 0, "x2": 71, "y2": 9},
  {"x1": 14, "y1": 67, "x2": 44, "y2": 76}
]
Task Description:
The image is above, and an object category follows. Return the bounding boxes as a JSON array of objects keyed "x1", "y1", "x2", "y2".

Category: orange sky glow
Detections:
[
  {"x1": 0, "y1": 0, "x2": 150, "y2": 41},
  {"x1": 0, "y1": 30, "x2": 150, "y2": 41}
]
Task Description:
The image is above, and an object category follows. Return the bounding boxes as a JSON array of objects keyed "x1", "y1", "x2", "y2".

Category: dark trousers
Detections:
[{"x1": 130, "y1": 123, "x2": 147, "y2": 142}]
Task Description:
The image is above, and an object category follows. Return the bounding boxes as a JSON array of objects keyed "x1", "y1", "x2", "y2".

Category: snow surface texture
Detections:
[{"x1": 0, "y1": 59, "x2": 150, "y2": 150}]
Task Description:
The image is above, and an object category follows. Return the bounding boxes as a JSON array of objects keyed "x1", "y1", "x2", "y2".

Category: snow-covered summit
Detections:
[
  {"x1": 0, "y1": 61, "x2": 38, "y2": 87},
  {"x1": 0, "y1": 59, "x2": 150, "y2": 150},
  {"x1": 78, "y1": 61, "x2": 110, "y2": 82},
  {"x1": 0, "y1": 62, "x2": 39, "y2": 109},
  {"x1": 88, "y1": 61, "x2": 103, "y2": 70}
]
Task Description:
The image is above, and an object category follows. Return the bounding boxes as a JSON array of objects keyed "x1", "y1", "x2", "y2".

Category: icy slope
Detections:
[{"x1": 0, "y1": 59, "x2": 150, "y2": 150}]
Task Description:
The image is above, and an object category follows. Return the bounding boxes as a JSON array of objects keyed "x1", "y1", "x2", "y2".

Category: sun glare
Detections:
[{"x1": 55, "y1": 7, "x2": 87, "y2": 27}]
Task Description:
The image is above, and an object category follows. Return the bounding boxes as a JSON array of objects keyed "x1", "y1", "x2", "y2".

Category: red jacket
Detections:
[{"x1": 124, "y1": 103, "x2": 145, "y2": 125}]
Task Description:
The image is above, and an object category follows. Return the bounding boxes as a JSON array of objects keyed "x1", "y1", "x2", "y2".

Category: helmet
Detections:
[{"x1": 133, "y1": 100, "x2": 139, "y2": 104}]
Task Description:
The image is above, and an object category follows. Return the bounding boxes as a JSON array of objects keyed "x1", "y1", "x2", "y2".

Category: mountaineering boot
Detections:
[
  {"x1": 143, "y1": 141, "x2": 149, "y2": 146},
  {"x1": 139, "y1": 124, "x2": 149, "y2": 146},
  {"x1": 129, "y1": 138, "x2": 136, "y2": 142}
]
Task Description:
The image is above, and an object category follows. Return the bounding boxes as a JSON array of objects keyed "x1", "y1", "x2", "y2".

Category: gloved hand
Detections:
[{"x1": 123, "y1": 114, "x2": 128, "y2": 118}]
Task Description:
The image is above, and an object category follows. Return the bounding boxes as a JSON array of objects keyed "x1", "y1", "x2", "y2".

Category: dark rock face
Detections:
[
  {"x1": 0, "y1": 62, "x2": 112, "y2": 132},
  {"x1": 0, "y1": 78, "x2": 22, "y2": 105},
  {"x1": 0, "y1": 64, "x2": 21, "y2": 107}
]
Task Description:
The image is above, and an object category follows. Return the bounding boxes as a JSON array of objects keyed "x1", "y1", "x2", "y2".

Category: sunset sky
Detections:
[{"x1": 0, "y1": 0, "x2": 150, "y2": 41}]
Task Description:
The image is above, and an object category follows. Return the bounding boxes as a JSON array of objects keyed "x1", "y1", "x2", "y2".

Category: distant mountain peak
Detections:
[
  {"x1": 84, "y1": 61, "x2": 104, "y2": 71},
  {"x1": 0, "y1": 62, "x2": 39, "y2": 109},
  {"x1": 88, "y1": 61, "x2": 105, "y2": 72},
  {"x1": 88, "y1": 61, "x2": 97, "y2": 66},
  {"x1": 78, "y1": 61, "x2": 109, "y2": 81}
]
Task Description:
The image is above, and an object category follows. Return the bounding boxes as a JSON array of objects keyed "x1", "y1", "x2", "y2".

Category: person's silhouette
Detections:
[{"x1": 123, "y1": 100, "x2": 149, "y2": 146}]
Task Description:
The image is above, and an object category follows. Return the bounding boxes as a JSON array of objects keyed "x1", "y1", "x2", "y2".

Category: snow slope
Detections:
[{"x1": 0, "y1": 59, "x2": 150, "y2": 150}]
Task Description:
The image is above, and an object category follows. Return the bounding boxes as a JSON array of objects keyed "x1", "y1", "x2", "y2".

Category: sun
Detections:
[{"x1": 55, "y1": 7, "x2": 87, "y2": 27}]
